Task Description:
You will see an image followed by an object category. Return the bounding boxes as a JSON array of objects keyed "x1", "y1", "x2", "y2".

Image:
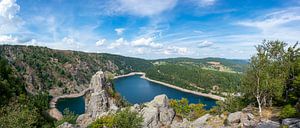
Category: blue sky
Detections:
[{"x1": 0, "y1": 0, "x2": 300, "y2": 59}]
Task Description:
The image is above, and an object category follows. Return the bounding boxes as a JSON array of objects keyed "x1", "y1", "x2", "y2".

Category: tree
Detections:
[{"x1": 242, "y1": 40, "x2": 289, "y2": 117}]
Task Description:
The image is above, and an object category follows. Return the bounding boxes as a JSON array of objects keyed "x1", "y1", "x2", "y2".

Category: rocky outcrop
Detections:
[
  {"x1": 256, "y1": 120, "x2": 280, "y2": 128},
  {"x1": 190, "y1": 114, "x2": 212, "y2": 127},
  {"x1": 227, "y1": 111, "x2": 243, "y2": 124},
  {"x1": 138, "y1": 94, "x2": 175, "y2": 128},
  {"x1": 282, "y1": 118, "x2": 300, "y2": 128},
  {"x1": 76, "y1": 71, "x2": 118, "y2": 127}
]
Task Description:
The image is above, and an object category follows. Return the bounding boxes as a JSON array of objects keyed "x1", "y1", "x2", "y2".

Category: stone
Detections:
[
  {"x1": 191, "y1": 114, "x2": 212, "y2": 127},
  {"x1": 87, "y1": 90, "x2": 109, "y2": 119},
  {"x1": 57, "y1": 122, "x2": 76, "y2": 128},
  {"x1": 282, "y1": 118, "x2": 300, "y2": 126},
  {"x1": 141, "y1": 106, "x2": 160, "y2": 128},
  {"x1": 140, "y1": 94, "x2": 176, "y2": 128},
  {"x1": 170, "y1": 118, "x2": 190, "y2": 128},
  {"x1": 227, "y1": 111, "x2": 243, "y2": 124},
  {"x1": 76, "y1": 71, "x2": 117, "y2": 127},
  {"x1": 247, "y1": 113, "x2": 255, "y2": 120},
  {"x1": 147, "y1": 94, "x2": 169, "y2": 108},
  {"x1": 256, "y1": 120, "x2": 280, "y2": 128},
  {"x1": 89, "y1": 71, "x2": 105, "y2": 92},
  {"x1": 159, "y1": 107, "x2": 175, "y2": 125}
]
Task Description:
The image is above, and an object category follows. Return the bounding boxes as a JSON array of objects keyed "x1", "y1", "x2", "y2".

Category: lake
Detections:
[
  {"x1": 114, "y1": 75, "x2": 216, "y2": 109},
  {"x1": 56, "y1": 96, "x2": 85, "y2": 115},
  {"x1": 56, "y1": 74, "x2": 217, "y2": 115}
]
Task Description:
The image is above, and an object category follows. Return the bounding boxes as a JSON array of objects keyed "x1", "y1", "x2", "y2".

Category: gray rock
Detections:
[
  {"x1": 141, "y1": 106, "x2": 160, "y2": 128},
  {"x1": 247, "y1": 113, "x2": 255, "y2": 120},
  {"x1": 227, "y1": 111, "x2": 243, "y2": 124},
  {"x1": 282, "y1": 118, "x2": 300, "y2": 126},
  {"x1": 76, "y1": 71, "x2": 117, "y2": 127},
  {"x1": 256, "y1": 120, "x2": 280, "y2": 128},
  {"x1": 159, "y1": 107, "x2": 175, "y2": 125},
  {"x1": 191, "y1": 114, "x2": 212, "y2": 127},
  {"x1": 140, "y1": 94, "x2": 176, "y2": 128},
  {"x1": 147, "y1": 94, "x2": 169, "y2": 108},
  {"x1": 57, "y1": 122, "x2": 76, "y2": 128}
]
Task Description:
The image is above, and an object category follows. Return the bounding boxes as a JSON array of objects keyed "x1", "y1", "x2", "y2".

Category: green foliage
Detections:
[
  {"x1": 146, "y1": 63, "x2": 242, "y2": 93},
  {"x1": 55, "y1": 109, "x2": 78, "y2": 127},
  {"x1": 210, "y1": 96, "x2": 248, "y2": 115},
  {"x1": 280, "y1": 104, "x2": 297, "y2": 119},
  {"x1": 169, "y1": 98, "x2": 206, "y2": 120},
  {"x1": 88, "y1": 108, "x2": 143, "y2": 128},
  {"x1": 0, "y1": 94, "x2": 54, "y2": 128},
  {"x1": 0, "y1": 56, "x2": 25, "y2": 106},
  {"x1": 113, "y1": 108, "x2": 143, "y2": 128},
  {"x1": 89, "y1": 115, "x2": 115, "y2": 128},
  {"x1": 0, "y1": 101, "x2": 40, "y2": 128}
]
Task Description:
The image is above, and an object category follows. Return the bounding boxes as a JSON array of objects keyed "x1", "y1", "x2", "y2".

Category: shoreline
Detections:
[
  {"x1": 114, "y1": 72, "x2": 225, "y2": 101},
  {"x1": 48, "y1": 88, "x2": 93, "y2": 120}
]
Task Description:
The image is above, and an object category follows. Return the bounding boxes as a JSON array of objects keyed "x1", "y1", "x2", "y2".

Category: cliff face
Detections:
[{"x1": 76, "y1": 71, "x2": 118, "y2": 127}]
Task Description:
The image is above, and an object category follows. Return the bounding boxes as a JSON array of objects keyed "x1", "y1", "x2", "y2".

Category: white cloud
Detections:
[
  {"x1": 62, "y1": 36, "x2": 77, "y2": 45},
  {"x1": 0, "y1": 0, "x2": 19, "y2": 20},
  {"x1": 163, "y1": 46, "x2": 188, "y2": 55},
  {"x1": 0, "y1": 0, "x2": 23, "y2": 34},
  {"x1": 237, "y1": 7, "x2": 300, "y2": 31},
  {"x1": 115, "y1": 28, "x2": 125, "y2": 35},
  {"x1": 195, "y1": 0, "x2": 216, "y2": 7},
  {"x1": 236, "y1": 7, "x2": 300, "y2": 45},
  {"x1": 198, "y1": 40, "x2": 214, "y2": 48},
  {"x1": 131, "y1": 37, "x2": 162, "y2": 48},
  {"x1": 0, "y1": 34, "x2": 18, "y2": 44},
  {"x1": 108, "y1": 38, "x2": 128, "y2": 49},
  {"x1": 96, "y1": 39, "x2": 106, "y2": 46},
  {"x1": 114, "y1": 0, "x2": 177, "y2": 16}
]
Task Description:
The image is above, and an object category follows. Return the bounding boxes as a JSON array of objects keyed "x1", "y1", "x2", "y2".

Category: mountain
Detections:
[{"x1": 0, "y1": 45, "x2": 247, "y2": 96}]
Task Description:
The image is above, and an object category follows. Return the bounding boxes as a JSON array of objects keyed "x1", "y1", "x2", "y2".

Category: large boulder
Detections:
[
  {"x1": 256, "y1": 120, "x2": 280, "y2": 128},
  {"x1": 159, "y1": 107, "x2": 175, "y2": 125},
  {"x1": 191, "y1": 114, "x2": 212, "y2": 127},
  {"x1": 140, "y1": 94, "x2": 175, "y2": 128},
  {"x1": 282, "y1": 118, "x2": 300, "y2": 126},
  {"x1": 141, "y1": 106, "x2": 160, "y2": 128},
  {"x1": 227, "y1": 111, "x2": 243, "y2": 124}
]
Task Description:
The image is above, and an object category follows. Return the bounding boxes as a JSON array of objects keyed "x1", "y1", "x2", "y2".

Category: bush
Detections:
[
  {"x1": 89, "y1": 115, "x2": 114, "y2": 128},
  {"x1": 169, "y1": 98, "x2": 206, "y2": 120},
  {"x1": 210, "y1": 95, "x2": 247, "y2": 115},
  {"x1": 88, "y1": 108, "x2": 143, "y2": 128},
  {"x1": 113, "y1": 108, "x2": 143, "y2": 128},
  {"x1": 55, "y1": 109, "x2": 78, "y2": 127},
  {"x1": 280, "y1": 105, "x2": 297, "y2": 119}
]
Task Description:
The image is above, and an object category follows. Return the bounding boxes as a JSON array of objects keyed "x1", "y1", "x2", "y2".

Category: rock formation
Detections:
[
  {"x1": 76, "y1": 71, "x2": 118, "y2": 127},
  {"x1": 138, "y1": 95, "x2": 175, "y2": 128}
]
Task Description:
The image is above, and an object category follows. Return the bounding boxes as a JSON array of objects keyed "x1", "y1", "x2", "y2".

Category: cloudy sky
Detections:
[{"x1": 0, "y1": 0, "x2": 300, "y2": 59}]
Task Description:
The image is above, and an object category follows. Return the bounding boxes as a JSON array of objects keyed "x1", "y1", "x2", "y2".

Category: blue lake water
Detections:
[
  {"x1": 114, "y1": 75, "x2": 216, "y2": 109},
  {"x1": 56, "y1": 74, "x2": 217, "y2": 114},
  {"x1": 56, "y1": 96, "x2": 85, "y2": 115}
]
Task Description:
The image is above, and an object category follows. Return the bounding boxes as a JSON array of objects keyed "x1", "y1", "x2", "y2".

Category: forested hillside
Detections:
[{"x1": 0, "y1": 45, "x2": 245, "y2": 96}]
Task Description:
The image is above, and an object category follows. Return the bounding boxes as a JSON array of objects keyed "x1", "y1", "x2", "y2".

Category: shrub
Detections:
[
  {"x1": 55, "y1": 109, "x2": 78, "y2": 127},
  {"x1": 169, "y1": 98, "x2": 206, "y2": 120},
  {"x1": 113, "y1": 108, "x2": 143, "y2": 128},
  {"x1": 88, "y1": 108, "x2": 143, "y2": 128},
  {"x1": 89, "y1": 115, "x2": 114, "y2": 128},
  {"x1": 280, "y1": 104, "x2": 297, "y2": 119},
  {"x1": 210, "y1": 95, "x2": 247, "y2": 115}
]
